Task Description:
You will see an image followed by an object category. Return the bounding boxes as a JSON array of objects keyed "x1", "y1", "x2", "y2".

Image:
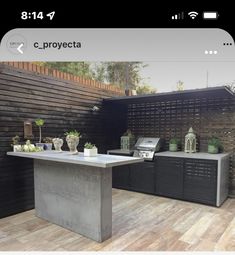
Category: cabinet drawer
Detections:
[
  {"x1": 183, "y1": 159, "x2": 217, "y2": 205},
  {"x1": 155, "y1": 157, "x2": 184, "y2": 199},
  {"x1": 130, "y1": 162, "x2": 155, "y2": 194}
]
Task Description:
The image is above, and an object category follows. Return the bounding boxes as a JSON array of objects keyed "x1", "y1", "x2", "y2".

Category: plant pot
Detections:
[
  {"x1": 208, "y1": 145, "x2": 219, "y2": 154},
  {"x1": 84, "y1": 148, "x2": 98, "y2": 157},
  {"x1": 169, "y1": 143, "x2": 178, "y2": 152},
  {"x1": 44, "y1": 143, "x2": 52, "y2": 150},
  {"x1": 66, "y1": 135, "x2": 79, "y2": 154},
  {"x1": 36, "y1": 143, "x2": 45, "y2": 150},
  {"x1": 13, "y1": 145, "x2": 22, "y2": 152},
  {"x1": 52, "y1": 138, "x2": 63, "y2": 152}
]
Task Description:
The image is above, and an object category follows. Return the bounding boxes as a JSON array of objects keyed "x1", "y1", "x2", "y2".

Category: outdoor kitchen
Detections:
[
  {"x1": 1, "y1": 63, "x2": 235, "y2": 251},
  {"x1": 104, "y1": 86, "x2": 235, "y2": 208}
]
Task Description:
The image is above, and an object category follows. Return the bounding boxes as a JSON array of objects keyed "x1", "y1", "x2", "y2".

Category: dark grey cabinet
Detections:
[
  {"x1": 112, "y1": 165, "x2": 130, "y2": 189},
  {"x1": 129, "y1": 162, "x2": 155, "y2": 194},
  {"x1": 110, "y1": 150, "x2": 229, "y2": 207},
  {"x1": 155, "y1": 157, "x2": 184, "y2": 199},
  {"x1": 183, "y1": 158, "x2": 217, "y2": 205}
]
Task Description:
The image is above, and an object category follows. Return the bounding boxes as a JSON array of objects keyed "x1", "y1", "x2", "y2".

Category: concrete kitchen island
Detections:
[{"x1": 7, "y1": 151, "x2": 143, "y2": 242}]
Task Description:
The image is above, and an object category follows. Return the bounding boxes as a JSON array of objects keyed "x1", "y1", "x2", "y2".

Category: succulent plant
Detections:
[{"x1": 84, "y1": 142, "x2": 96, "y2": 149}]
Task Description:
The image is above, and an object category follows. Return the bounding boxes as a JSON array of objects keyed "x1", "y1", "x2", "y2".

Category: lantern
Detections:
[{"x1": 184, "y1": 127, "x2": 197, "y2": 153}]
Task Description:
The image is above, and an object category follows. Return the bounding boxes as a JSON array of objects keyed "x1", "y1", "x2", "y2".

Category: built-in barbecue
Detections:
[{"x1": 133, "y1": 137, "x2": 164, "y2": 161}]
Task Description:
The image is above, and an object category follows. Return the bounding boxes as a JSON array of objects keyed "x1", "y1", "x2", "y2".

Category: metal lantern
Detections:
[{"x1": 184, "y1": 127, "x2": 196, "y2": 153}]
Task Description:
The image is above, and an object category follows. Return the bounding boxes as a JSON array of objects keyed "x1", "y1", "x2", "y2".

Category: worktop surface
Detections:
[
  {"x1": 155, "y1": 151, "x2": 230, "y2": 160},
  {"x1": 7, "y1": 151, "x2": 143, "y2": 168}
]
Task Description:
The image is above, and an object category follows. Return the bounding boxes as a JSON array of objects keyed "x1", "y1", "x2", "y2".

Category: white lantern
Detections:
[{"x1": 184, "y1": 127, "x2": 197, "y2": 153}]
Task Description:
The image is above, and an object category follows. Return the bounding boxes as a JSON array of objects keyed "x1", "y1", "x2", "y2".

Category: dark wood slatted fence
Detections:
[{"x1": 0, "y1": 63, "x2": 123, "y2": 218}]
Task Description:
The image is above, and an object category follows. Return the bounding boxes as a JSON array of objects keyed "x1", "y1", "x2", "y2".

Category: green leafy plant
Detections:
[
  {"x1": 84, "y1": 142, "x2": 96, "y2": 149},
  {"x1": 65, "y1": 130, "x2": 81, "y2": 137},
  {"x1": 208, "y1": 136, "x2": 221, "y2": 148},
  {"x1": 169, "y1": 138, "x2": 181, "y2": 145},
  {"x1": 11, "y1": 135, "x2": 20, "y2": 146},
  {"x1": 43, "y1": 137, "x2": 53, "y2": 143},
  {"x1": 35, "y1": 118, "x2": 45, "y2": 143}
]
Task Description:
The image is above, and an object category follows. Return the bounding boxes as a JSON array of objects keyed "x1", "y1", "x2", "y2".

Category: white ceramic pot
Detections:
[
  {"x1": 84, "y1": 148, "x2": 98, "y2": 157},
  {"x1": 44, "y1": 143, "x2": 52, "y2": 150},
  {"x1": 13, "y1": 145, "x2": 22, "y2": 152},
  {"x1": 66, "y1": 135, "x2": 79, "y2": 154},
  {"x1": 36, "y1": 143, "x2": 45, "y2": 150},
  {"x1": 52, "y1": 138, "x2": 63, "y2": 152}
]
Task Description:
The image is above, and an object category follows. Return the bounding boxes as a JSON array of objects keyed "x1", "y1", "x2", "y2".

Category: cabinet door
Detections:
[
  {"x1": 183, "y1": 159, "x2": 217, "y2": 205},
  {"x1": 155, "y1": 156, "x2": 184, "y2": 199},
  {"x1": 112, "y1": 165, "x2": 130, "y2": 189},
  {"x1": 129, "y1": 162, "x2": 155, "y2": 194}
]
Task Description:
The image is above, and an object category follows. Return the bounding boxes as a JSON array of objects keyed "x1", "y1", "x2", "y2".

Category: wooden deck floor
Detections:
[{"x1": 0, "y1": 188, "x2": 235, "y2": 251}]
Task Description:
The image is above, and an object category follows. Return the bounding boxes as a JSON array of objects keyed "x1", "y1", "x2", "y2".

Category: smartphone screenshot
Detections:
[{"x1": 0, "y1": 7, "x2": 234, "y2": 254}]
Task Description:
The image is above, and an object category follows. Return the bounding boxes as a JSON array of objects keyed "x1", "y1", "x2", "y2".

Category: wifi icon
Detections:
[{"x1": 188, "y1": 11, "x2": 199, "y2": 19}]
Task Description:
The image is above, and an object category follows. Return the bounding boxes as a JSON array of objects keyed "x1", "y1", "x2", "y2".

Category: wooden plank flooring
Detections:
[{"x1": 0, "y1": 188, "x2": 235, "y2": 251}]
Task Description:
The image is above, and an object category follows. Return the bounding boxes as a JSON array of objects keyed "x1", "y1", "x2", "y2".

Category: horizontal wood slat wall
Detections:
[{"x1": 0, "y1": 63, "x2": 122, "y2": 218}]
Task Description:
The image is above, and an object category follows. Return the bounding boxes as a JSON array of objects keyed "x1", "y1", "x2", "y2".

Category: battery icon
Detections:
[{"x1": 203, "y1": 12, "x2": 218, "y2": 19}]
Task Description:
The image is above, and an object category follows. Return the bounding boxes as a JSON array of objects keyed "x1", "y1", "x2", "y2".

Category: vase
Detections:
[
  {"x1": 13, "y1": 145, "x2": 22, "y2": 152},
  {"x1": 36, "y1": 143, "x2": 45, "y2": 150},
  {"x1": 44, "y1": 143, "x2": 52, "y2": 150},
  {"x1": 84, "y1": 148, "x2": 98, "y2": 157},
  {"x1": 169, "y1": 144, "x2": 178, "y2": 152},
  {"x1": 52, "y1": 138, "x2": 63, "y2": 152},
  {"x1": 208, "y1": 145, "x2": 218, "y2": 154},
  {"x1": 66, "y1": 135, "x2": 79, "y2": 154}
]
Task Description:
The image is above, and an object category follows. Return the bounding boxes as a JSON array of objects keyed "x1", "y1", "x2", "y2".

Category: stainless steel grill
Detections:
[{"x1": 133, "y1": 137, "x2": 163, "y2": 161}]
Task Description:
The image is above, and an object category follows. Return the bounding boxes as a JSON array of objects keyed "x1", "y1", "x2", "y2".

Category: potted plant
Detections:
[
  {"x1": 65, "y1": 130, "x2": 81, "y2": 154},
  {"x1": 35, "y1": 118, "x2": 45, "y2": 149},
  {"x1": 52, "y1": 138, "x2": 64, "y2": 152},
  {"x1": 169, "y1": 138, "x2": 181, "y2": 152},
  {"x1": 43, "y1": 137, "x2": 53, "y2": 150},
  {"x1": 84, "y1": 142, "x2": 98, "y2": 157},
  {"x1": 11, "y1": 135, "x2": 22, "y2": 152},
  {"x1": 22, "y1": 140, "x2": 43, "y2": 152},
  {"x1": 208, "y1": 136, "x2": 222, "y2": 154}
]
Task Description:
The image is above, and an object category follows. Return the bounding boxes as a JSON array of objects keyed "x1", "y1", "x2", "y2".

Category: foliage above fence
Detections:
[{"x1": 2, "y1": 62, "x2": 125, "y2": 95}]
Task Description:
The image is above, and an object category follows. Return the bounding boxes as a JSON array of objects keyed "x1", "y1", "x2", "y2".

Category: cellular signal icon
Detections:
[
  {"x1": 188, "y1": 11, "x2": 199, "y2": 19},
  {"x1": 172, "y1": 12, "x2": 184, "y2": 20}
]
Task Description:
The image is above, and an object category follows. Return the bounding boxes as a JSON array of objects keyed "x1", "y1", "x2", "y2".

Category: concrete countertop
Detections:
[
  {"x1": 155, "y1": 151, "x2": 230, "y2": 160},
  {"x1": 7, "y1": 151, "x2": 143, "y2": 168},
  {"x1": 107, "y1": 149, "x2": 134, "y2": 156}
]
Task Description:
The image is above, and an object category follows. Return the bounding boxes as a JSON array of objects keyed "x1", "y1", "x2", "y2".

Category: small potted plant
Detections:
[
  {"x1": 208, "y1": 136, "x2": 222, "y2": 154},
  {"x1": 11, "y1": 135, "x2": 22, "y2": 152},
  {"x1": 52, "y1": 138, "x2": 64, "y2": 152},
  {"x1": 84, "y1": 142, "x2": 98, "y2": 157},
  {"x1": 65, "y1": 130, "x2": 81, "y2": 154},
  {"x1": 22, "y1": 140, "x2": 43, "y2": 152},
  {"x1": 43, "y1": 137, "x2": 53, "y2": 150},
  {"x1": 169, "y1": 138, "x2": 181, "y2": 152},
  {"x1": 35, "y1": 118, "x2": 45, "y2": 149}
]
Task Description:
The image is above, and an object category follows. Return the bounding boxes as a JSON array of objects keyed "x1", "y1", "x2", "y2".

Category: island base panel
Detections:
[{"x1": 34, "y1": 159, "x2": 112, "y2": 242}]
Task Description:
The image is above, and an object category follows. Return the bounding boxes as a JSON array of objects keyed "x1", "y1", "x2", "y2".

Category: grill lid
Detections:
[{"x1": 134, "y1": 137, "x2": 161, "y2": 151}]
